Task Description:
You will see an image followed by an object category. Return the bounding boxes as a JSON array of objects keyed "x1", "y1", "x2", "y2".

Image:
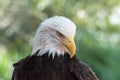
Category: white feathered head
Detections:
[{"x1": 32, "y1": 16, "x2": 76, "y2": 58}]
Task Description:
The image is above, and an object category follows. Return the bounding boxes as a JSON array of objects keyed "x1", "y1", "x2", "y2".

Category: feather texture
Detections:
[{"x1": 12, "y1": 51, "x2": 98, "y2": 80}]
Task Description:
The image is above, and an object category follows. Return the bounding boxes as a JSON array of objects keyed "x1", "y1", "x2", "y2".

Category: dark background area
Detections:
[{"x1": 0, "y1": 0, "x2": 120, "y2": 80}]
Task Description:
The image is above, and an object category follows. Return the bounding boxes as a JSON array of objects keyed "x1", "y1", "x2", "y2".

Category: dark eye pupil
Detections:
[{"x1": 57, "y1": 31, "x2": 62, "y2": 37}]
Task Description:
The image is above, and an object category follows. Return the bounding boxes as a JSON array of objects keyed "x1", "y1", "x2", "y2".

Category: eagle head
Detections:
[{"x1": 32, "y1": 16, "x2": 76, "y2": 58}]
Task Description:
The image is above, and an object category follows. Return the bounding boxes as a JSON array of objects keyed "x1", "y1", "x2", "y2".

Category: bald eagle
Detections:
[{"x1": 12, "y1": 16, "x2": 98, "y2": 80}]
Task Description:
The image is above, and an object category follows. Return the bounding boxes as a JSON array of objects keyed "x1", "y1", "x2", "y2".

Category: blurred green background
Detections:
[{"x1": 0, "y1": 0, "x2": 120, "y2": 80}]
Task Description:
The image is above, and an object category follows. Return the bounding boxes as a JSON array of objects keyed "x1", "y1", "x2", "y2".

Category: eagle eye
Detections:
[{"x1": 56, "y1": 31, "x2": 63, "y2": 37}]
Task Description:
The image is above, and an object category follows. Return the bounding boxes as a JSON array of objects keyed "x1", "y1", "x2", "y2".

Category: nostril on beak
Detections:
[{"x1": 69, "y1": 41, "x2": 71, "y2": 42}]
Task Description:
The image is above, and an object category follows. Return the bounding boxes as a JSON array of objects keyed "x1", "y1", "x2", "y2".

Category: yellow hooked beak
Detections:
[{"x1": 63, "y1": 37, "x2": 76, "y2": 58}]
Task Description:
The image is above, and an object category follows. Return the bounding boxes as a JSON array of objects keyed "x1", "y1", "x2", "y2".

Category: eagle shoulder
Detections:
[
  {"x1": 69, "y1": 56, "x2": 99, "y2": 80},
  {"x1": 12, "y1": 55, "x2": 43, "y2": 80}
]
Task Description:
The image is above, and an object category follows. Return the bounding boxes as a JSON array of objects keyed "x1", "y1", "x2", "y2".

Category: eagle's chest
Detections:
[
  {"x1": 41, "y1": 63, "x2": 67, "y2": 80},
  {"x1": 32, "y1": 54, "x2": 75, "y2": 80},
  {"x1": 39, "y1": 56, "x2": 69, "y2": 80}
]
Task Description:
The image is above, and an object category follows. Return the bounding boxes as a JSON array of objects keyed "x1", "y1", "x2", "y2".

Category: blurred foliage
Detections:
[{"x1": 0, "y1": 0, "x2": 120, "y2": 80}]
